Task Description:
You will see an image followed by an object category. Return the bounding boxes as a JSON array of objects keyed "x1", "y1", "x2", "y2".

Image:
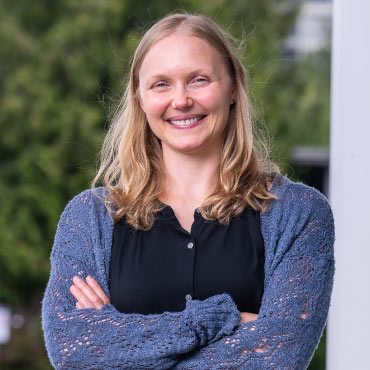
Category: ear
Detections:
[
  {"x1": 230, "y1": 83, "x2": 236, "y2": 105},
  {"x1": 230, "y1": 92, "x2": 236, "y2": 105}
]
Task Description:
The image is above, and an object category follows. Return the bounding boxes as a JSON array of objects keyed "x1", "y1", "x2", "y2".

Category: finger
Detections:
[
  {"x1": 76, "y1": 301, "x2": 83, "y2": 309},
  {"x1": 240, "y1": 312, "x2": 258, "y2": 323},
  {"x1": 86, "y1": 276, "x2": 110, "y2": 304},
  {"x1": 72, "y1": 276, "x2": 104, "y2": 309},
  {"x1": 70, "y1": 284, "x2": 95, "y2": 309}
]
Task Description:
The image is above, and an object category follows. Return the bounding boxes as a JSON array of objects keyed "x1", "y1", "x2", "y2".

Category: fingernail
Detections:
[{"x1": 73, "y1": 276, "x2": 80, "y2": 283}]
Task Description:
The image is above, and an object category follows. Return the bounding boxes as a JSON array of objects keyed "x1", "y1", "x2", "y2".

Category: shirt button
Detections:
[
  {"x1": 187, "y1": 242, "x2": 194, "y2": 249},
  {"x1": 185, "y1": 294, "x2": 192, "y2": 301}
]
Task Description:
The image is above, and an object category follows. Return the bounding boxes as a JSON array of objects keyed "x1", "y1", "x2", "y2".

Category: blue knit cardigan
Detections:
[{"x1": 41, "y1": 175, "x2": 335, "y2": 369}]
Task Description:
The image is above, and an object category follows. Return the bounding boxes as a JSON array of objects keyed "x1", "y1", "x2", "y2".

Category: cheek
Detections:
[
  {"x1": 195, "y1": 86, "x2": 230, "y2": 111},
  {"x1": 141, "y1": 94, "x2": 170, "y2": 119},
  {"x1": 196, "y1": 87, "x2": 231, "y2": 131}
]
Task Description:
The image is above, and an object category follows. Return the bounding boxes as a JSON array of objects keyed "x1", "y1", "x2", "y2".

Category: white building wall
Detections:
[
  {"x1": 328, "y1": 0, "x2": 370, "y2": 369},
  {"x1": 285, "y1": 0, "x2": 332, "y2": 56}
]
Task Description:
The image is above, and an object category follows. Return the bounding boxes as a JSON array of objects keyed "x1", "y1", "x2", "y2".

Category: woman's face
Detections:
[{"x1": 138, "y1": 34, "x2": 234, "y2": 155}]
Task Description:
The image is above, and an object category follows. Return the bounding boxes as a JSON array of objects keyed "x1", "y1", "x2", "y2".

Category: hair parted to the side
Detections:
[{"x1": 92, "y1": 12, "x2": 279, "y2": 230}]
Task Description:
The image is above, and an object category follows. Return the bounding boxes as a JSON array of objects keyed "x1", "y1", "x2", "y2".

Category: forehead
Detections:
[{"x1": 139, "y1": 34, "x2": 229, "y2": 79}]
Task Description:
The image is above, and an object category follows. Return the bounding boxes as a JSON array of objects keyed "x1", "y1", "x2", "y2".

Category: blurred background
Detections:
[{"x1": 0, "y1": 0, "x2": 332, "y2": 368}]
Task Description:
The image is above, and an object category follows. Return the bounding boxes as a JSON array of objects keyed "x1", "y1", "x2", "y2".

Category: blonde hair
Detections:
[{"x1": 92, "y1": 13, "x2": 279, "y2": 229}]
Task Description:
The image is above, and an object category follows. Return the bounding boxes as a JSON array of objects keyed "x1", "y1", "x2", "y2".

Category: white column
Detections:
[{"x1": 328, "y1": 1, "x2": 370, "y2": 369}]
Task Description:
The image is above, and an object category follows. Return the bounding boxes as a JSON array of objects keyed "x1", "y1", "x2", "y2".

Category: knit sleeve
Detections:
[
  {"x1": 41, "y1": 191, "x2": 240, "y2": 370},
  {"x1": 174, "y1": 185, "x2": 335, "y2": 370}
]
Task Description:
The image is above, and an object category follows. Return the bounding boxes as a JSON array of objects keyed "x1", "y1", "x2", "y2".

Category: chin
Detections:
[
  {"x1": 175, "y1": 145, "x2": 204, "y2": 153},
  {"x1": 173, "y1": 141, "x2": 214, "y2": 155},
  {"x1": 163, "y1": 136, "x2": 219, "y2": 155}
]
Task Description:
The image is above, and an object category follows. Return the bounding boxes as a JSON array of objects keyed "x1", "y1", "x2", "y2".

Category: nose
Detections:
[{"x1": 171, "y1": 86, "x2": 193, "y2": 109}]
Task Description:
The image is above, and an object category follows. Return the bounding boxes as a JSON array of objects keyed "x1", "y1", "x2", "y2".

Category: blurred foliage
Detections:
[{"x1": 0, "y1": 0, "x2": 330, "y2": 368}]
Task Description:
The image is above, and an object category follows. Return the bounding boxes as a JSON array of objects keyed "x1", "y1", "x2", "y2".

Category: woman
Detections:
[{"x1": 42, "y1": 13, "x2": 335, "y2": 369}]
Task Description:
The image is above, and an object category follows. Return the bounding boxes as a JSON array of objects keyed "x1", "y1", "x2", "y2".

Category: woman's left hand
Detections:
[
  {"x1": 70, "y1": 275, "x2": 110, "y2": 310},
  {"x1": 240, "y1": 312, "x2": 258, "y2": 323}
]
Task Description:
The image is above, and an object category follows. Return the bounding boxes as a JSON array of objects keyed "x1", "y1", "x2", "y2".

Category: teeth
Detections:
[{"x1": 169, "y1": 116, "x2": 203, "y2": 126}]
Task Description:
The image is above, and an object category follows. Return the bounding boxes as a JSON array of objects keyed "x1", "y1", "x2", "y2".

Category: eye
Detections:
[
  {"x1": 190, "y1": 76, "x2": 209, "y2": 86},
  {"x1": 151, "y1": 81, "x2": 169, "y2": 91}
]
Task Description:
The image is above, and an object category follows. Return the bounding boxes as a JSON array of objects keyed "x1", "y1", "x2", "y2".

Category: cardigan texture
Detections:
[{"x1": 41, "y1": 174, "x2": 335, "y2": 369}]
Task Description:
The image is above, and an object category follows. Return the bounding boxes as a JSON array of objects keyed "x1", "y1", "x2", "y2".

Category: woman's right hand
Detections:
[{"x1": 240, "y1": 312, "x2": 258, "y2": 323}]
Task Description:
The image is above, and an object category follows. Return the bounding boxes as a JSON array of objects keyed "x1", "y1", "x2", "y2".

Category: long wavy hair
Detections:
[{"x1": 92, "y1": 13, "x2": 279, "y2": 229}]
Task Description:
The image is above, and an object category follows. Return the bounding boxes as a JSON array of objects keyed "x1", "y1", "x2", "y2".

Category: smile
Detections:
[{"x1": 166, "y1": 115, "x2": 206, "y2": 128}]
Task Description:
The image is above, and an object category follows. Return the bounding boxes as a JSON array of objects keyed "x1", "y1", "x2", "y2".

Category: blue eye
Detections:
[
  {"x1": 191, "y1": 76, "x2": 209, "y2": 85},
  {"x1": 152, "y1": 81, "x2": 168, "y2": 90}
]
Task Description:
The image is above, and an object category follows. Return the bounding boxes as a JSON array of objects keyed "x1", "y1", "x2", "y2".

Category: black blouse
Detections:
[{"x1": 109, "y1": 205, "x2": 265, "y2": 315}]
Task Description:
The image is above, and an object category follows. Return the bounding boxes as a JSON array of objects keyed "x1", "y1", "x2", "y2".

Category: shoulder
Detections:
[
  {"x1": 269, "y1": 174, "x2": 333, "y2": 220},
  {"x1": 59, "y1": 187, "x2": 112, "y2": 228},
  {"x1": 64, "y1": 187, "x2": 108, "y2": 212},
  {"x1": 52, "y1": 187, "x2": 113, "y2": 257},
  {"x1": 262, "y1": 174, "x2": 335, "y2": 259}
]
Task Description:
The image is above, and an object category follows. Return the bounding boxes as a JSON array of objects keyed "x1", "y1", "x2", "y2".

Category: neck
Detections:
[{"x1": 161, "y1": 146, "x2": 221, "y2": 205}]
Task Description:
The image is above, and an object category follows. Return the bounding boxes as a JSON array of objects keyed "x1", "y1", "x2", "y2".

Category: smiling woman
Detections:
[{"x1": 41, "y1": 12, "x2": 334, "y2": 370}]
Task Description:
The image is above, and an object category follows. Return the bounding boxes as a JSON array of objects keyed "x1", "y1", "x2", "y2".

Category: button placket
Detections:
[{"x1": 184, "y1": 237, "x2": 195, "y2": 303}]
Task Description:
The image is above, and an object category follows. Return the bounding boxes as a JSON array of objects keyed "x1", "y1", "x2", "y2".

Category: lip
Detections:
[
  {"x1": 164, "y1": 114, "x2": 207, "y2": 130},
  {"x1": 165, "y1": 114, "x2": 206, "y2": 121}
]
